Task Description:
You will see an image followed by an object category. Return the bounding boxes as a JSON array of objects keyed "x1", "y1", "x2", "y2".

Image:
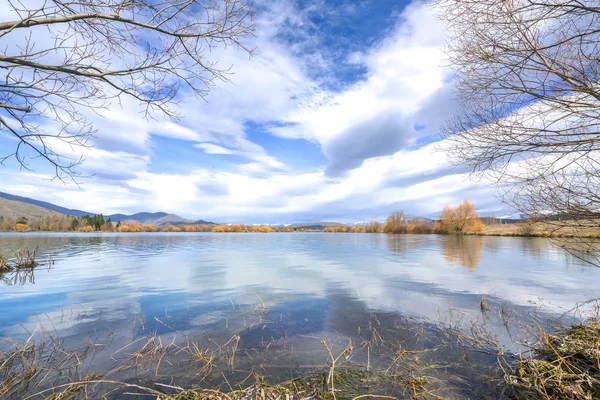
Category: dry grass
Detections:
[
  {"x1": 0, "y1": 198, "x2": 59, "y2": 220},
  {"x1": 0, "y1": 247, "x2": 40, "y2": 271},
  {"x1": 482, "y1": 223, "x2": 600, "y2": 238},
  {"x1": 0, "y1": 254, "x2": 8, "y2": 272},
  {"x1": 2, "y1": 294, "x2": 598, "y2": 400},
  {"x1": 479, "y1": 294, "x2": 491, "y2": 313},
  {"x1": 503, "y1": 320, "x2": 600, "y2": 399},
  {"x1": 0, "y1": 326, "x2": 386, "y2": 400},
  {"x1": 0, "y1": 310, "x2": 490, "y2": 400},
  {"x1": 0, "y1": 247, "x2": 52, "y2": 286}
]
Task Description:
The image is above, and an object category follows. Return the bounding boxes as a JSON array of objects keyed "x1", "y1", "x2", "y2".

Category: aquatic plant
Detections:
[
  {"x1": 0, "y1": 247, "x2": 39, "y2": 271},
  {"x1": 0, "y1": 255, "x2": 8, "y2": 272},
  {"x1": 480, "y1": 294, "x2": 491, "y2": 313},
  {"x1": 0, "y1": 247, "x2": 53, "y2": 286},
  {"x1": 1, "y1": 293, "x2": 598, "y2": 400}
]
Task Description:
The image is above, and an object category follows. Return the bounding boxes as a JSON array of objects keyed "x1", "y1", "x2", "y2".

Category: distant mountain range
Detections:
[
  {"x1": 0, "y1": 191, "x2": 215, "y2": 226},
  {"x1": 0, "y1": 191, "x2": 90, "y2": 217},
  {"x1": 288, "y1": 221, "x2": 347, "y2": 230},
  {"x1": 107, "y1": 212, "x2": 214, "y2": 226}
]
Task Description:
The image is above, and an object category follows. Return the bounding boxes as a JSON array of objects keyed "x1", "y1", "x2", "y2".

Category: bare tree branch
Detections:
[
  {"x1": 437, "y1": 0, "x2": 600, "y2": 265},
  {"x1": 0, "y1": 0, "x2": 255, "y2": 183}
]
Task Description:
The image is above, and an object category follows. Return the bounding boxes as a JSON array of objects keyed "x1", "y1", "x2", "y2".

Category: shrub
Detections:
[
  {"x1": 14, "y1": 223, "x2": 29, "y2": 232},
  {"x1": 364, "y1": 221, "x2": 382, "y2": 233}
]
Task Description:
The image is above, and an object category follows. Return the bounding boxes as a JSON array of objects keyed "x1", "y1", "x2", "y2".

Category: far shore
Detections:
[
  {"x1": 479, "y1": 222, "x2": 600, "y2": 238},
  {"x1": 1, "y1": 222, "x2": 599, "y2": 238}
]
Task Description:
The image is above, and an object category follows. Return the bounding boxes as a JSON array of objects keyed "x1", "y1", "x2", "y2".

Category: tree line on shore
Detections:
[
  {"x1": 0, "y1": 200, "x2": 484, "y2": 235},
  {"x1": 324, "y1": 200, "x2": 484, "y2": 234}
]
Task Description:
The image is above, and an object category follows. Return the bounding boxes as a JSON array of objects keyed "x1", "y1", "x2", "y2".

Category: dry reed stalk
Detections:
[{"x1": 504, "y1": 320, "x2": 600, "y2": 399}]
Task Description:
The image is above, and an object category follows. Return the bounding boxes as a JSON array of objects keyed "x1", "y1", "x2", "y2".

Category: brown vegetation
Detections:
[
  {"x1": 323, "y1": 226, "x2": 349, "y2": 232},
  {"x1": 5, "y1": 200, "x2": 598, "y2": 238},
  {"x1": 406, "y1": 218, "x2": 435, "y2": 234},
  {"x1": 436, "y1": 200, "x2": 484, "y2": 234},
  {"x1": 383, "y1": 211, "x2": 407, "y2": 234},
  {"x1": 504, "y1": 320, "x2": 600, "y2": 399},
  {"x1": 2, "y1": 294, "x2": 597, "y2": 400},
  {"x1": 364, "y1": 221, "x2": 382, "y2": 233},
  {"x1": 0, "y1": 247, "x2": 45, "y2": 273},
  {"x1": 482, "y1": 222, "x2": 600, "y2": 239},
  {"x1": 0, "y1": 198, "x2": 57, "y2": 220}
]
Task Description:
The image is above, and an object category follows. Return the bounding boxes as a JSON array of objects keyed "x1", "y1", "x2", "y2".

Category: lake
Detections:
[{"x1": 1, "y1": 233, "x2": 599, "y2": 398}]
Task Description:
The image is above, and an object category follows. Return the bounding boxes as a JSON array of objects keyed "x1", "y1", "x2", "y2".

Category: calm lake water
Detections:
[{"x1": 1, "y1": 233, "x2": 599, "y2": 398}]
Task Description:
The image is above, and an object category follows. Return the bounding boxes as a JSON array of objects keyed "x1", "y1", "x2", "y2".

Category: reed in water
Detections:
[
  {"x1": 0, "y1": 247, "x2": 39, "y2": 272},
  {"x1": 1, "y1": 292, "x2": 598, "y2": 399}
]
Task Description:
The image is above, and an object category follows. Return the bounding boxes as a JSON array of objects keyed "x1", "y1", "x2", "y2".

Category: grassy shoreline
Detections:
[
  {"x1": 480, "y1": 223, "x2": 600, "y2": 239},
  {"x1": 1, "y1": 315, "x2": 597, "y2": 399},
  {"x1": 1, "y1": 225, "x2": 599, "y2": 238}
]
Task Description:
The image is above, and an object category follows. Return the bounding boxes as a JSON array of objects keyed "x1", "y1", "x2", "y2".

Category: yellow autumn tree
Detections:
[
  {"x1": 212, "y1": 225, "x2": 231, "y2": 232},
  {"x1": 364, "y1": 221, "x2": 382, "y2": 233},
  {"x1": 383, "y1": 211, "x2": 406, "y2": 234},
  {"x1": 438, "y1": 200, "x2": 484, "y2": 234},
  {"x1": 277, "y1": 227, "x2": 295, "y2": 232}
]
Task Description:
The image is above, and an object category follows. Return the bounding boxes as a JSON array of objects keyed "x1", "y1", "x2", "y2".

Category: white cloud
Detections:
[
  {"x1": 271, "y1": 1, "x2": 451, "y2": 176},
  {"x1": 194, "y1": 143, "x2": 235, "y2": 155},
  {"x1": 0, "y1": 0, "x2": 508, "y2": 221}
]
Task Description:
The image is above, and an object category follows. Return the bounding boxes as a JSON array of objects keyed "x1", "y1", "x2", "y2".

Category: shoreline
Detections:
[{"x1": 1, "y1": 224, "x2": 599, "y2": 238}]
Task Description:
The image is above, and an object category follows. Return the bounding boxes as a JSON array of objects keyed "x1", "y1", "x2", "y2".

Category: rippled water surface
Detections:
[{"x1": 1, "y1": 233, "x2": 599, "y2": 398}]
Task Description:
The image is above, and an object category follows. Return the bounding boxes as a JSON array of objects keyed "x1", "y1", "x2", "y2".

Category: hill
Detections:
[
  {"x1": 107, "y1": 212, "x2": 184, "y2": 225},
  {"x1": 108, "y1": 212, "x2": 215, "y2": 226},
  {"x1": 0, "y1": 191, "x2": 89, "y2": 217},
  {"x1": 0, "y1": 191, "x2": 214, "y2": 226},
  {"x1": 289, "y1": 222, "x2": 347, "y2": 230},
  {"x1": 0, "y1": 197, "x2": 61, "y2": 220}
]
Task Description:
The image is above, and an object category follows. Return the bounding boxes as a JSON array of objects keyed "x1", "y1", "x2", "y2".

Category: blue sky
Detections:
[{"x1": 0, "y1": 0, "x2": 505, "y2": 223}]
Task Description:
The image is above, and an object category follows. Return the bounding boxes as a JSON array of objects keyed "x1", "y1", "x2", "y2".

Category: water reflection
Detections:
[
  {"x1": 440, "y1": 235, "x2": 483, "y2": 271},
  {"x1": 385, "y1": 234, "x2": 407, "y2": 256},
  {"x1": 0, "y1": 232, "x2": 599, "y2": 397},
  {"x1": 518, "y1": 237, "x2": 547, "y2": 258},
  {"x1": 1, "y1": 268, "x2": 36, "y2": 286}
]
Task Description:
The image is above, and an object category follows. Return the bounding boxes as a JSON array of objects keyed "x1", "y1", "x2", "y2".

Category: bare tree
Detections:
[
  {"x1": 437, "y1": 0, "x2": 600, "y2": 264},
  {"x1": 0, "y1": 0, "x2": 254, "y2": 181}
]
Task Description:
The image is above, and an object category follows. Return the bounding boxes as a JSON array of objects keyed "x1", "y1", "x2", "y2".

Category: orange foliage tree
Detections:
[
  {"x1": 437, "y1": 200, "x2": 484, "y2": 234},
  {"x1": 324, "y1": 226, "x2": 349, "y2": 232}
]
